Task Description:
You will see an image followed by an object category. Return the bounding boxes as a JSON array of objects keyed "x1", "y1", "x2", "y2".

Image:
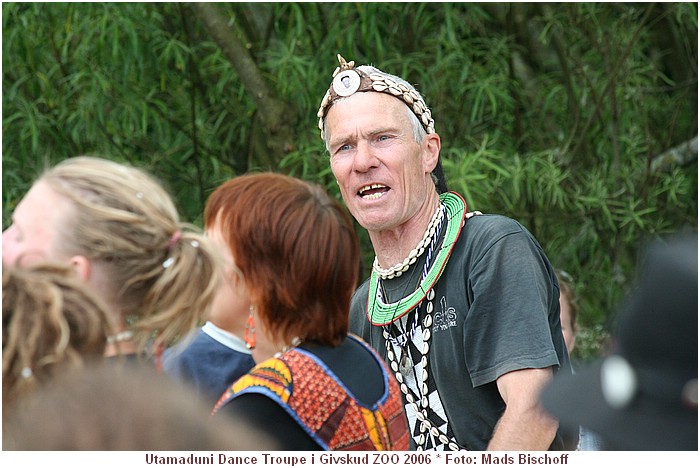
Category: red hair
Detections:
[{"x1": 204, "y1": 173, "x2": 360, "y2": 347}]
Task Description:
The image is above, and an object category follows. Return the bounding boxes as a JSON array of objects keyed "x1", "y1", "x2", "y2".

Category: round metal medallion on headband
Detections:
[
  {"x1": 332, "y1": 69, "x2": 362, "y2": 97},
  {"x1": 318, "y1": 54, "x2": 436, "y2": 140}
]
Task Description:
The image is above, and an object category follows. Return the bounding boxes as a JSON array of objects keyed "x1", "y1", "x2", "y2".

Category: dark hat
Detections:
[{"x1": 541, "y1": 232, "x2": 698, "y2": 450}]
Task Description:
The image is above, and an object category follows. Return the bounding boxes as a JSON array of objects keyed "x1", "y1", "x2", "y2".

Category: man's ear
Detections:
[
  {"x1": 423, "y1": 132, "x2": 441, "y2": 173},
  {"x1": 69, "y1": 255, "x2": 91, "y2": 281}
]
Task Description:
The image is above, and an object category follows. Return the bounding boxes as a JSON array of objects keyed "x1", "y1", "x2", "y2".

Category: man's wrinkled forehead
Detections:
[
  {"x1": 317, "y1": 55, "x2": 434, "y2": 140},
  {"x1": 325, "y1": 92, "x2": 413, "y2": 146}
]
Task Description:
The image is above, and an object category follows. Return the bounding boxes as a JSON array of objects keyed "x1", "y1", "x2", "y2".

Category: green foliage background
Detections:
[{"x1": 3, "y1": 2, "x2": 697, "y2": 363}]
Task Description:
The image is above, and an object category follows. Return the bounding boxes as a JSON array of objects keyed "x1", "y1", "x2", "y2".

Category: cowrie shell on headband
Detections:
[
  {"x1": 601, "y1": 355, "x2": 638, "y2": 409},
  {"x1": 333, "y1": 70, "x2": 361, "y2": 97}
]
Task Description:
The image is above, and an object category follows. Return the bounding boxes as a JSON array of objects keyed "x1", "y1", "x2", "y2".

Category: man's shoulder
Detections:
[
  {"x1": 462, "y1": 211, "x2": 525, "y2": 234},
  {"x1": 457, "y1": 211, "x2": 531, "y2": 248}
]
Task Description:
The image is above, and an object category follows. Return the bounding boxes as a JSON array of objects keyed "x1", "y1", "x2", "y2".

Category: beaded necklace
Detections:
[
  {"x1": 371, "y1": 192, "x2": 480, "y2": 450},
  {"x1": 372, "y1": 203, "x2": 444, "y2": 280},
  {"x1": 382, "y1": 288, "x2": 463, "y2": 450},
  {"x1": 367, "y1": 192, "x2": 467, "y2": 326},
  {"x1": 382, "y1": 206, "x2": 444, "y2": 372}
]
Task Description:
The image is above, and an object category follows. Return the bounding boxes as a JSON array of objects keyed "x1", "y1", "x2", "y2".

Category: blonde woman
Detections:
[{"x1": 2, "y1": 156, "x2": 220, "y2": 358}]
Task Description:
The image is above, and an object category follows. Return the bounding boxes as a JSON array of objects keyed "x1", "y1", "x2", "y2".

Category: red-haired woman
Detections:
[{"x1": 208, "y1": 172, "x2": 408, "y2": 451}]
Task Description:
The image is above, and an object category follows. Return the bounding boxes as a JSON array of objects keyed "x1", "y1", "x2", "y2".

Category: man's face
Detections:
[
  {"x1": 326, "y1": 92, "x2": 436, "y2": 233},
  {"x1": 2, "y1": 180, "x2": 73, "y2": 266}
]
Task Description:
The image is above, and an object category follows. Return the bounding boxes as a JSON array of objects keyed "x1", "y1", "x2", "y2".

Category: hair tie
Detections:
[{"x1": 167, "y1": 230, "x2": 182, "y2": 252}]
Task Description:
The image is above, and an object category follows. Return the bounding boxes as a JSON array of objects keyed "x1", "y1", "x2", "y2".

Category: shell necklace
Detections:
[
  {"x1": 372, "y1": 202, "x2": 445, "y2": 280},
  {"x1": 367, "y1": 192, "x2": 467, "y2": 326},
  {"x1": 375, "y1": 192, "x2": 480, "y2": 450},
  {"x1": 382, "y1": 207, "x2": 444, "y2": 373},
  {"x1": 383, "y1": 289, "x2": 462, "y2": 450}
]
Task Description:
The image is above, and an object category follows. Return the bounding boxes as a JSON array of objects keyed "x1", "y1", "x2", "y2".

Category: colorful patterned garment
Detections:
[{"x1": 213, "y1": 336, "x2": 409, "y2": 450}]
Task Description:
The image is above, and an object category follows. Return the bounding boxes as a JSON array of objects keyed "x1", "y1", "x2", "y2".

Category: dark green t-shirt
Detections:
[{"x1": 350, "y1": 213, "x2": 572, "y2": 450}]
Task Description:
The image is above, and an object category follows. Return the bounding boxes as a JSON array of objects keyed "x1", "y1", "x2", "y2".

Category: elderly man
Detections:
[{"x1": 317, "y1": 55, "x2": 572, "y2": 451}]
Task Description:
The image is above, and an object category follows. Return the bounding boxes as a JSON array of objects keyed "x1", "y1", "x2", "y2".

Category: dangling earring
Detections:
[{"x1": 244, "y1": 306, "x2": 256, "y2": 349}]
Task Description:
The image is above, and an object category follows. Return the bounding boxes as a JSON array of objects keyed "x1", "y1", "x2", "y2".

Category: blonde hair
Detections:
[
  {"x1": 40, "y1": 156, "x2": 220, "y2": 351},
  {"x1": 2, "y1": 262, "x2": 114, "y2": 411}
]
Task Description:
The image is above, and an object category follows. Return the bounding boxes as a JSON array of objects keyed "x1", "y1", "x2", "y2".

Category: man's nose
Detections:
[{"x1": 352, "y1": 141, "x2": 380, "y2": 172}]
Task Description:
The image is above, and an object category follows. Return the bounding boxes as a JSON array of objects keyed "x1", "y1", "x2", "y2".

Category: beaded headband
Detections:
[{"x1": 316, "y1": 54, "x2": 435, "y2": 140}]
